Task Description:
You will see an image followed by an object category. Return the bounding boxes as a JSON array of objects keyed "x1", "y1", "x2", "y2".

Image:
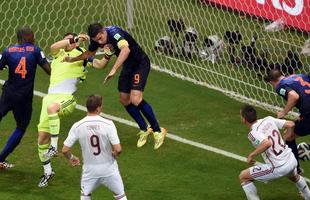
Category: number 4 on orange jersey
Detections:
[{"x1": 15, "y1": 56, "x2": 27, "y2": 79}]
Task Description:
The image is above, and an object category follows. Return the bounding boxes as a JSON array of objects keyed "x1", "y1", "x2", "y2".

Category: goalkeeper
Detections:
[
  {"x1": 64, "y1": 23, "x2": 167, "y2": 150},
  {"x1": 37, "y1": 32, "x2": 93, "y2": 187}
]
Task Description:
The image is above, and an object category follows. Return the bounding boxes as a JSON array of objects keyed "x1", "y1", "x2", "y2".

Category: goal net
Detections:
[
  {"x1": 109, "y1": 0, "x2": 310, "y2": 116},
  {"x1": 1, "y1": 0, "x2": 309, "y2": 115},
  {"x1": 0, "y1": 0, "x2": 108, "y2": 53}
]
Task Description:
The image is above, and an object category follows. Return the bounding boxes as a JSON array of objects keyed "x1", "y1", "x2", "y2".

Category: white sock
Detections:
[
  {"x1": 43, "y1": 162, "x2": 52, "y2": 175},
  {"x1": 114, "y1": 194, "x2": 127, "y2": 200},
  {"x1": 242, "y1": 182, "x2": 260, "y2": 200},
  {"x1": 80, "y1": 195, "x2": 91, "y2": 200},
  {"x1": 296, "y1": 176, "x2": 310, "y2": 199},
  {"x1": 50, "y1": 137, "x2": 58, "y2": 150}
]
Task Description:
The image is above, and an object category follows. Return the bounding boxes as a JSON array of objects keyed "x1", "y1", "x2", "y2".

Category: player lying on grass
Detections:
[
  {"x1": 62, "y1": 95, "x2": 127, "y2": 200},
  {"x1": 239, "y1": 105, "x2": 310, "y2": 200},
  {"x1": 0, "y1": 27, "x2": 50, "y2": 170},
  {"x1": 64, "y1": 23, "x2": 167, "y2": 150}
]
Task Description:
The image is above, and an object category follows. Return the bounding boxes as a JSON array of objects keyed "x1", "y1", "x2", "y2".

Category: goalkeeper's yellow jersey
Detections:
[{"x1": 49, "y1": 48, "x2": 87, "y2": 88}]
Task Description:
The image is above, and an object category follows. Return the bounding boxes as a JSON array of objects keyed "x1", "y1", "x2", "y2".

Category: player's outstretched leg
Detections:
[
  {"x1": 241, "y1": 182, "x2": 260, "y2": 200},
  {"x1": 0, "y1": 127, "x2": 25, "y2": 169},
  {"x1": 121, "y1": 92, "x2": 151, "y2": 148},
  {"x1": 286, "y1": 140, "x2": 302, "y2": 173},
  {"x1": 45, "y1": 102, "x2": 62, "y2": 156},
  {"x1": 289, "y1": 173, "x2": 310, "y2": 200},
  {"x1": 125, "y1": 103, "x2": 148, "y2": 131},
  {"x1": 38, "y1": 169, "x2": 55, "y2": 188},
  {"x1": 137, "y1": 127, "x2": 153, "y2": 148},
  {"x1": 38, "y1": 132, "x2": 54, "y2": 187},
  {"x1": 137, "y1": 99, "x2": 167, "y2": 150},
  {"x1": 114, "y1": 194, "x2": 127, "y2": 200},
  {"x1": 239, "y1": 169, "x2": 260, "y2": 200},
  {"x1": 47, "y1": 113, "x2": 60, "y2": 154},
  {"x1": 38, "y1": 144, "x2": 55, "y2": 187},
  {"x1": 80, "y1": 194, "x2": 91, "y2": 200},
  {"x1": 0, "y1": 161, "x2": 14, "y2": 170},
  {"x1": 124, "y1": 103, "x2": 152, "y2": 147}
]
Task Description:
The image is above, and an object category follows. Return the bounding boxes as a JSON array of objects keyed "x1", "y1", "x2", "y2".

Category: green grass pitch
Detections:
[
  {"x1": 1, "y1": 67, "x2": 310, "y2": 200},
  {"x1": 0, "y1": 0, "x2": 310, "y2": 199}
]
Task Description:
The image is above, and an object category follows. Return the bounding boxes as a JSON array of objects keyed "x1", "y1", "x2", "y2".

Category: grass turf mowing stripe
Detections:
[{"x1": 1, "y1": 79, "x2": 308, "y2": 182}]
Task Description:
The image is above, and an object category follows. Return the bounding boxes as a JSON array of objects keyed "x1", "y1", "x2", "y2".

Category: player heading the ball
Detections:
[{"x1": 64, "y1": 23, "x2": 167, "y2": 150}]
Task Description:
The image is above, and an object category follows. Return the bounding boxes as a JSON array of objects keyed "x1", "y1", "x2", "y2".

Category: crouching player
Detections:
[
  {"x1": 239, "y1": 105, "x2": 310, "y2": 200},
  {"x1": 62, "y1": 95, "x2": 127, "y2": 200}
]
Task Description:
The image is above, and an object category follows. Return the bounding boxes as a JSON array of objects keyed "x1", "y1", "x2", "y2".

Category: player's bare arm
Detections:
[
  {"x1": 104, "y1": 45, "x2": 130, "y2": 83},
  {"x1": 282, "y1": 120, "x2": 296, "y2": 141},
  {"x1": 278, "y1": 90, "x2": 299, "y2": 118},
  {"x1": 64, "y1": 50, "x2": 96, "y2": 63},
  {"x1": 50, "y1": 39, "x2": 71, "y2": 55},
  {"x1": 247, "y1": 139, "x2": 272, "y2": 165},
  {"x1": 41, "y1": 62, "x2": 51, "y2": 75},
  {"x1": 92, "y1": 44, "x2": 114, "y2": 69},
  {"x1": 92, "y1": 57, "x2": 110, "y2": 69},
  {"x1": 62, "y1": 145, "x2": 80, "y2": 166},
  {"x1": 112, "y1": 144, "x2": 122, "y2": 159},
  {"x1": 51, "y1": 33, "x2": 89, "y2": 55}
]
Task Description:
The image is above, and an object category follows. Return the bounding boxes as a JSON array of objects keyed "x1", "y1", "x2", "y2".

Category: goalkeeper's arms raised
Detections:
[
  {"x1": 50, "y1": 39, "x2": 71, "y2": 55},
  {"x1": 51, "y1": 33, "x2": 89, "y2": 56},
  {"x1": 64, "y1": 50, "x2": 96, "y2": 63}
]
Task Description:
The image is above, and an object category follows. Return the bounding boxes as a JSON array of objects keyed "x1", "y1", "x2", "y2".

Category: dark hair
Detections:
[
  {"x1": 264, "y1": 68, "x2": 283, "y2": 82},
  {"x1": 17, "y1": 27, "x2": 34, "y2": 44},
  {"x1": 88, "y1": 23, "x2": 103, "y2": 38},
  {"x1": 86, "y1": 95, "x2": 103, "y2": 113},
  {"x1": 64, "y1": 32, "x2": 77, "y2": 38},
  {"x1": 240, "y1": 105, "x2": 257, "y2": 123}
]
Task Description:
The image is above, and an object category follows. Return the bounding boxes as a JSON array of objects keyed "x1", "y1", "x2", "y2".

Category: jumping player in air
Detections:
[{"x1": 64, "y1": 23, "x2": 167, "y2": 150}]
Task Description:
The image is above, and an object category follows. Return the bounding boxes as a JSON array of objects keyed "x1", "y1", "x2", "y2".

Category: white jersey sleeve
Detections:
[
  {"x1": 269, "y1": 117, "x2": 286, "y2": 129},
  {"x1": 64, "y1": 124, "x2": 78, "y2": 147},
  {"x1": 249, "y1": 131, "x2": 267, "y2": 147},
  {"x1": 108, "y1": 122, "x2": 120, "y2": 145}
]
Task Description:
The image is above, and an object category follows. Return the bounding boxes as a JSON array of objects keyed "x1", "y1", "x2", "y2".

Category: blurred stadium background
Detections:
[{"x1": 0, "y1": 0, "x2": 309, "y2": 199}]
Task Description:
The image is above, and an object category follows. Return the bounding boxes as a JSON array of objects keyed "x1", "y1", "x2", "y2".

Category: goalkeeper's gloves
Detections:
[
  {"x1": 103, "y1": 44, "x2": 114, "y2": 59},
  {"x1": 69, "y1": 37, "x2": 79, "y2": 44},
  {"x1": 69, "y1": 34, "x2": 89, "y2": 44}
]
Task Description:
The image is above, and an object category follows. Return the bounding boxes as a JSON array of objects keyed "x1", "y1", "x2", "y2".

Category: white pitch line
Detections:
[
  {"x1": 1, "y1": 79, "x2": 309, "y2": 182},
  {"x1": 31, "y1": 87, "x2": 248, "y2": 162}
]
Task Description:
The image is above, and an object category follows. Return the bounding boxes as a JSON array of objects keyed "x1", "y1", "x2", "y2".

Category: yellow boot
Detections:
[{"x1": 153, "y1": 128, "x2": 167, "y2": 150}]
